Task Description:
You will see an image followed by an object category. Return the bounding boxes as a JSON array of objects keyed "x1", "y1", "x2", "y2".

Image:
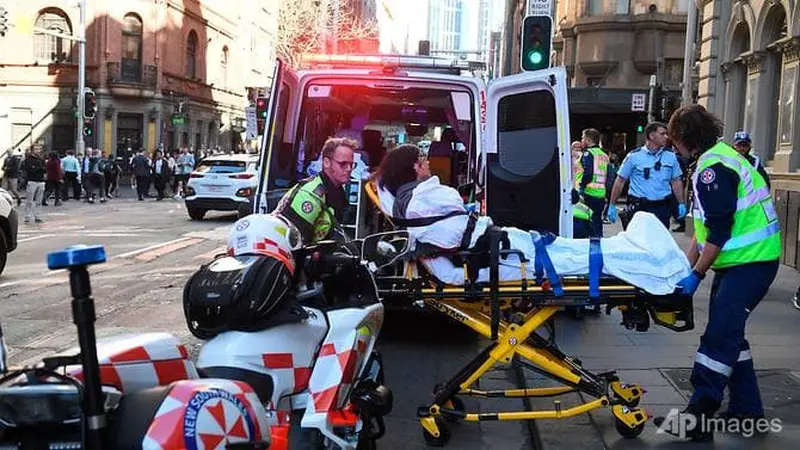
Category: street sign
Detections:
[
  {"x1": 631, "y1": 93, "x2": 647, "y2": 112},
  {"x1": 528, "y1": 0, "x2": 553, "y2": 16},
  {"x1": 245, "y1": 106, "x2": 257, "y2": 140},
  {"x1": 171, "y1": 115, "x2": 185, "y2": 126}
]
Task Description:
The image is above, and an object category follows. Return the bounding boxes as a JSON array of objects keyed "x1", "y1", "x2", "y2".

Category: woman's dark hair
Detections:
[
  {"x1": 376, "y1": 144, "x2": 422, "y2": 195},
  {"x1": 667, "y1": 104, "x2": 723, "y2": 153}
]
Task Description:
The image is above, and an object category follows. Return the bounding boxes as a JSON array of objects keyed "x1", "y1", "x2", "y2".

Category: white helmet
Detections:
[{"x1": 227, "y1": 214, "x2": 302, "y2": 274}]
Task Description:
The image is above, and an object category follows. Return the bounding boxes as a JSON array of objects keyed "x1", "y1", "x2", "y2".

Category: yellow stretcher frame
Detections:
[{"x1": 363, "y1": 179, "x2": 694, "y2": 446}]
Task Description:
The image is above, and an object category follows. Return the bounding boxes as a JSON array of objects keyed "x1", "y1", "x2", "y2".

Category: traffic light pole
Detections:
[{"x1": 76, "y1": 0, "x2": 86, "y2": 155}]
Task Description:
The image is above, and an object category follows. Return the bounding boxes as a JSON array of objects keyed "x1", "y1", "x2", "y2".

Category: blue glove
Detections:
[
  {"x1": 465, "y1": 202, "x2": 478, "y2": 214},
  {"x1": 678, "y1": 203, "x2": 687, "y2": 219},
  {"x1": 607, "y1": 204, "x2": 618, "y2": 223},
  {"x1": 677, "y1": 271, "x2": 703, "y2": 296}
]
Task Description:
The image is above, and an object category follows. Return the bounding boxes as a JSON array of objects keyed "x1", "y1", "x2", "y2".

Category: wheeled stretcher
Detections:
[{"x1": 363, "y1": 181, "x2": 695, "y2": 446}]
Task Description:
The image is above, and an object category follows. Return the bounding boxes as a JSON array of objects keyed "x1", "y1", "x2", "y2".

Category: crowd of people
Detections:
[{"x1": 1, "y1": 146, "x2": 197, "y2": 223}]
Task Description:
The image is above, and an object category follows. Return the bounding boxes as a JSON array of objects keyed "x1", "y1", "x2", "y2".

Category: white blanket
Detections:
[
  {"x1": 376, "y1": 184, "x2": 690, "y2": 295},
  {"x1": 421, "y1": 213, "x2": 690, "y2": 295}
]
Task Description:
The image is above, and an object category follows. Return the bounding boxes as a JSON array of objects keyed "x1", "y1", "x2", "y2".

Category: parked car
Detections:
[
  {"x1": 0, "y1": 187, "x2": 19, "y2": 275},
  {"x1": 184, "y1": 153, "x2": 259, "y2": 220}
]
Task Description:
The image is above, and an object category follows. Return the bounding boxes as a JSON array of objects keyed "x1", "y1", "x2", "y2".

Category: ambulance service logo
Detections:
[
  {"x1": 183, "y1": 389, "x2": 256, "y2": 450},
  {"x1": 700, "y1": 168, "x2": 716, "y2": 184}
]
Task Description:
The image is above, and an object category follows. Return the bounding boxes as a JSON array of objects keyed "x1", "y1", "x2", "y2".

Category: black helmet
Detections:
[{"x1": 183, "y1": 254, "x2": 306, "y2": 339}]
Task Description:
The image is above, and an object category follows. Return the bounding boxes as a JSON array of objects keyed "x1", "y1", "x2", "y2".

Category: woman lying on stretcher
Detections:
[{"x1": 373, "y1": 144, "x2": 691, "y2": 296}]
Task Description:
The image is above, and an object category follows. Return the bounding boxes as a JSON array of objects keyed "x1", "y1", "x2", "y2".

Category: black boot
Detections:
[{"x1": 653, "y1": 405, "x2": 714, "y2": 442}]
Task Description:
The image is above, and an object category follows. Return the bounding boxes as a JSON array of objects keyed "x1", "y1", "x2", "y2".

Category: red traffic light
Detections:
[{"x1": 255, "y1": 96, "x2": 268, "y2": 119}]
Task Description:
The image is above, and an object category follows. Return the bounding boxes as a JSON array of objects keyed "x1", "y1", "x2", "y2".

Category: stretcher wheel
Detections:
[
  {"x1": 615, "y1": 418, "x2": 645, "y2": 439},
  {"x1": 442, "y1": 396, "x2": 465, "y2": 423},
  {"x1": 422, "y1": 417, "x2": 451, "y2": 447}
]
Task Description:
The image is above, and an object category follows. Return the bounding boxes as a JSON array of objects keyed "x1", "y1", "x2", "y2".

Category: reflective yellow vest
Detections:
[
  {"x1": 578, "y1": 147, "x2": 608, "y2": 198},
  {"x1": 692, "y1": 142, "x2": 781, "y2": 269},
  {"x1": 574, "y1": 200, "x2": 592, "y2": 221}
]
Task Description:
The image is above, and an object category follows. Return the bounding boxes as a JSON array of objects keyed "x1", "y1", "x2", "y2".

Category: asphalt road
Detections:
[{"x1": 0, "y1": 195, "x2": 537, "y2": 449}]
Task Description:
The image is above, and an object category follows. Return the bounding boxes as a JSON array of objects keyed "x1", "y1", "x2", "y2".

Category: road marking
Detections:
[
  {"x1": 0, "y1": 281, "x2": 21, "y2": 288},
  {"x1": 194, "y1": 246, "x2": 227, "y2": 261},
  {"x1": 114, "y1": 237, "x2": 198, "y2": 259},
  {"x1": 17, "y1": 234, "x2": 56, "y2": 243},
  {"x1": 134, "y1": 238, "x2": 205, "y2": 262}
]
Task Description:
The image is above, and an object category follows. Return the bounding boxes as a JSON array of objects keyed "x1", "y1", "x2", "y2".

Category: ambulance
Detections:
[{"x1": 253, "y1": 54, "x2": 573, "y2": 239}]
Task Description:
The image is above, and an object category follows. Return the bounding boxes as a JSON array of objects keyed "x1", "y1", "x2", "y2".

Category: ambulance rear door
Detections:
[
  {"x1": 255, "y1": 59, "x2": 299, "y2": 214},
  {"x1": 484, "y1": 67, "x2": 572, "y2": 236}
]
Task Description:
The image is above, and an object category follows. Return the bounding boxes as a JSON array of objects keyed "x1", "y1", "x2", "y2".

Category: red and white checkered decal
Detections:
[
  {"x1": 261, "y1": 352, "x2": 313, "y2": 393},
  {"x1": 66, "y1": 333, "x2": 198, "y2": 393},
  {"x1": 307, "y1": 331, "x2": 370, "y2": 414}
]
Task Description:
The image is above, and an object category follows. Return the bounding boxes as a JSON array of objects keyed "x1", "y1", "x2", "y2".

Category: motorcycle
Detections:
[{"x1": 0, "y1": 229, "x2": 410, "y2": 450}]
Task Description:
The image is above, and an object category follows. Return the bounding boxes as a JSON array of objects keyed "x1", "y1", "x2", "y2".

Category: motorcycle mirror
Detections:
[{"x1": 360, "y1": 231, "x2": 411, "y2": 269}]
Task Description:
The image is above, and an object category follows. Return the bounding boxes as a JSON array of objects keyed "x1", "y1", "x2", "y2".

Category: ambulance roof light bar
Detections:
[{"x1": 300, "y1": 54, "x2": 487, "y2": 72}]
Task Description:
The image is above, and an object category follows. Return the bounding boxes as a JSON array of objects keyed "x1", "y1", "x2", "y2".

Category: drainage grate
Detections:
[{"x1": 662, "y1": 369, "x2": 800, "y2": 425}]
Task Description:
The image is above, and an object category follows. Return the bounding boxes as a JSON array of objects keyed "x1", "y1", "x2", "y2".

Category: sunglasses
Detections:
[{"x1": 326, "y1": 157, "x2": 354, "y2": 170}]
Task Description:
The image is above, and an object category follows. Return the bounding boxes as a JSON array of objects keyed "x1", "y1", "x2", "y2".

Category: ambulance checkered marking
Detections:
[
  {"x1": 261, "y1": 353, "x2": 313, "y2": 392},
  {"x1": 253, "y1": 238, "x2": 294, "y2": 272}
]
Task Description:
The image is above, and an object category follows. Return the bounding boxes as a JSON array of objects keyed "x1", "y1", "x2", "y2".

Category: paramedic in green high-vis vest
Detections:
[
  {"x1": 273, "y1": 137, "x2": 357, "y2": 245},
  {"x1": 653, "y1": 105, "x2": 781, "y2": 442},
  {"x1": 576, "y1": 128, "x2": 608, "y2": 237}
]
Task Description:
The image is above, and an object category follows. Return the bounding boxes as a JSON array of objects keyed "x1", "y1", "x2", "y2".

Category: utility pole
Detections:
[
  {"x1": 647, "y1": 74, "x2": 657, "y2": 124},
  {"x1": 681, "y1": 3, "x2": 698, "y2": 106},
  {"x1": 76, "y1": 0, "x2": 87, "y2": 155}
]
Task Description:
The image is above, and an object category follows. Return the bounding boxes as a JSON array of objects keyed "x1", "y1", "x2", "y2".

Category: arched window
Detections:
[
  {"x1": 121, "y1": 13, "x2": 143, "y2": 82},
  {"x1": 220, "y1": 46, "x2": 229, "y2": 89},
  {"x1": 34, "y1": 9, "x2": 72, "y2": 63},
  {"x1": 186, "y1": 30, "x2": 198, "y2": 78}
]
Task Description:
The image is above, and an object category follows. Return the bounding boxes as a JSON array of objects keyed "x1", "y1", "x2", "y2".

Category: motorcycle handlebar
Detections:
[{"x1": 321, "y1": 252, "x2": 360, "y2": 267}]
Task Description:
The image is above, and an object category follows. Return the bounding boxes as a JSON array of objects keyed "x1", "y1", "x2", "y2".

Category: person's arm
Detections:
[
  {"x1": 274, "y1": 185, "x2": 319, "y2": 245},
  {"x1": 579, "y1": 152, "x2": 593, "y2": 192},
  {"x1": 670, "y1": 153, "x2": 685, "y2": 203},
  {"x1": 691, "y1": 163, "x2": 739, "y2": 277}
]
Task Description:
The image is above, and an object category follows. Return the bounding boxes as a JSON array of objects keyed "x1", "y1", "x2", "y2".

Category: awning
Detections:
[{"x1": 568, "y1": 87, "x2": 650, "y2": 115}]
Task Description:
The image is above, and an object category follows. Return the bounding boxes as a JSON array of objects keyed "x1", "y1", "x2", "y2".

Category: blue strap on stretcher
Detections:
[
  {"x1": 589, "y1": 237, "x2": 604, "y2": 301},
  {"x1": 531, "y1": 232, "x2": 564, "y2": 297}
]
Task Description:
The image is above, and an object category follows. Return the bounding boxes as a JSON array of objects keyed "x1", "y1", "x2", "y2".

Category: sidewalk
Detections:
[{"x1": 538, "y1": 223, "x2": 800, "y2": 448}]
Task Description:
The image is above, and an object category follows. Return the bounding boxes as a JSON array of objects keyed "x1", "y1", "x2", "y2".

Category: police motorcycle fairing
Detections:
[{"x1": 0, "y1": 220, "x2": 406, "y2": 449}]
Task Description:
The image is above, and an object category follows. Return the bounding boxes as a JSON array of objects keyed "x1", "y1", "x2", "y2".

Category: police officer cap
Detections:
[{"x1": 733, "y1": 131, "x2": 751, "y2": 144}]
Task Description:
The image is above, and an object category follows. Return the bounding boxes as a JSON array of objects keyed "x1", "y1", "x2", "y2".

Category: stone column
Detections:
[
  {"x1": 771, "y1": 37, "x2": 800, "y2": 172},
  {"x1": 697, "y1": 0, "x2": 732, "y2": 113}
]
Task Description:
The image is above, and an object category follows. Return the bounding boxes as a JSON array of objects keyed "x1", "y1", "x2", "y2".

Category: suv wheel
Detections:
[
  {"x1": 187, "y1": 207, "x2": 206, "y2": 221},
  {"x1": 0, "y1": 232, "x2": 7, "y2": 276}
]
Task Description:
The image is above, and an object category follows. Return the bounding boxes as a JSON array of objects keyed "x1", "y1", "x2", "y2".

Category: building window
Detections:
[
  {"x1": 220, "y1": 46, "x2": 228, "y2": 89},
  {"x1": 779, "y1": 65, "x2": 796, "y2": 144},
  {"x1": 121, "y1": 13, "x2": 143, "y2": 82},
  {"x1": 665, "y1": 59, "x2": 684, "y2": 87},
  {"x1": 616, "y1": 0, "x2": 630, "y2": 15},
  {"x1": 586, "y1": 0, "x2": 602, "y2": 16},
  {"x1": 587, "y1": 76, "x2": 605, "y2": 87},
  {"x1": 34, "y1": 9, "x2": 72, "y2": 63},
  {"x1": 186, "y1": 30, "x2": 198, "y2": 79}
]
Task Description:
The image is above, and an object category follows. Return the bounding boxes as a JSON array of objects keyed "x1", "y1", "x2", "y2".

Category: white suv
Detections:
[
  {"x1": 184, "y1": 154, "x2": 259, "y2": 220},
  {"x1": 0, "y1": 187, "x2": 18, "y2": 275}
]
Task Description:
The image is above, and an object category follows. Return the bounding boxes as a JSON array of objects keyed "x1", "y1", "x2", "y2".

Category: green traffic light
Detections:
[
  {"x1": 527, "y1": 50, "x2": 543, "y2": 66},
  {"x1": 637, "y1": 125, "x2": 644, "y2": 133}
]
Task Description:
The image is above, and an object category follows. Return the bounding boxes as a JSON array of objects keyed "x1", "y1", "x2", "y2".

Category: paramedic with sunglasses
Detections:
[
  {"x1": 608, "y1": 121, "x2": 687, "y2": 229},
  {"x1": 273, "y1": 137, "x2": 356, "y2": 245}
]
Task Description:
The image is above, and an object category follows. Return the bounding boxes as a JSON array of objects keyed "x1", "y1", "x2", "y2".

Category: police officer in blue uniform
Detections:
[
  {"x1": 608, "y1": 122, "x2": 687, "y2": 229},
  {"x1": 653, "y1": 105, "x2": 781, "y2": 441},
  {"x1": 733, "y1": 131, "x2": 770, "y2": 188}
]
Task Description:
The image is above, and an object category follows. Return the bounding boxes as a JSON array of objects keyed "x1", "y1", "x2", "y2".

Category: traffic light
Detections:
[
  {"x1": 651, "y1": 84, "x2": 664, "y2": 121},
  {"x1": 255, "y1": 96, "x2": 268, "y2": 134},
  {"x1": 83, "y1": 89, "x2": 96, "y2": 119},
  {"x1": 83, "y1": 118, "x2": 94, "y2": 136},
  {"x1": 0, "y1": 6, "x2": 9, "y2": 38},
  {"x1": 520, "y1": 15, "x2": 552, "y2": 71}
]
